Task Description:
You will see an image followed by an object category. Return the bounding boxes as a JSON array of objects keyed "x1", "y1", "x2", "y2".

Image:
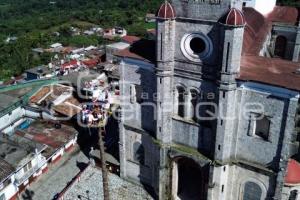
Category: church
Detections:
[{"x1": 115, "y1": 0, "x2": 300, "y2": 199}]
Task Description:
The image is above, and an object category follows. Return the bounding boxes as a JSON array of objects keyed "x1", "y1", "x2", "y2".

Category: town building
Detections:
[
  {"x1": 0, "y1": 81, "x2": 82, "y2": 200},
  {"x1": 25, "y1": 65, "x2": 55, "y2": 81},
  {"x1": 116, "y1": 0, "x2": 300, "y2": 199},
  {"x1": 103, "y1": 27, "x2": 127, "y2": 40},
  {"x1": 106, "y1": 42, "x2": 130, "y2": 63},
  {"x1": 145, "y1": 13, "x2": 156, "y2": 23},
  {"x1": 0, "y1": 131, "x2": 47, "y2": 200}
]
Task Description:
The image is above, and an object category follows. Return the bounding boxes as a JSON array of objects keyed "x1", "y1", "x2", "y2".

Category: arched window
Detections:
[
  {"x1": 189, "y1": 89, "x2": 198, "y2": 121},
  {"x1": 133, "y1": 142, "x2": 145, "y2": 165},
  {"x1": 289, "y1": 190, "x2": 298, "y2": 200},
  {"x1": 242, "y1": 181, "x2": 262, "y2": 200},
  {"x1": 175, "y1": 86, "x2": 186, "y2": 118},
  {"x1": 274, "y1": 35, "x2": 287, "y2": 58}
]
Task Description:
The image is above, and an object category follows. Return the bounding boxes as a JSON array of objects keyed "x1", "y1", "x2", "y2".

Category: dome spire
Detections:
[
  {"x1": 157, "y1": 0, "x2": 176, "y2": 19},
  {"x1": 223, "y1": 7, "x2": 246, "y2": 26}
]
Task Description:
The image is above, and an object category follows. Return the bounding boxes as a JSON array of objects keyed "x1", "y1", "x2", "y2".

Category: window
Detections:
[
  {"x1": 255, "y1": 115, "x2": 271, "y2": 141},
  {"x1": 177, "y1": 86, "x2": 186, "y2": 118},
  {"x1": 190, "y1": 89, "x2": 198, "y2": 121},
  {"x1": 130, "y1": 84, "x2": 136, "y2": 103},
  {"x1": 180, "y1": 33, "x2": 213, "y2": 62},
  {"x1": 274, "y1": 35, "x2": 287, "y2": 58},
  {"x1": 133, "y1": 142, "x2": 145, "y2": 165},
  {"x1": 23, "y1": 161, "x2": 33, "y2": 173},
  {"x1": 243, "y1": 182, "x2": 262, "y2": 200},
  {"x1": 190, "y1": 38, "x2": 206, "y2": 54},
  {"x1": 135, "y1": 85, "x2": 143, "y2": 104},
  {"x1": 289, "y1": 190, "x2": 298, "y2": 200},
  {"x1": 130, "y1": 84, "x2": 143, "y2": 104}
]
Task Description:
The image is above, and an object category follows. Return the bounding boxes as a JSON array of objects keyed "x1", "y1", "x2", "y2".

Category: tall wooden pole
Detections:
[{"x1": 98, "y1": 125, "x2": 110, "y2": 200}]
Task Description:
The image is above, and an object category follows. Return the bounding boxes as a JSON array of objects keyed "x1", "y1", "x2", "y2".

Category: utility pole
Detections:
[{"x1": 98, "y1": 124, "x2": 110, "y2": 200}]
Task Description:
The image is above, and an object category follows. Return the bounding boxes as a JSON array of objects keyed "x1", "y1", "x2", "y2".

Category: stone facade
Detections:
[{"x1": 118, "y1": 0, "x2": 300, "y2": 199}]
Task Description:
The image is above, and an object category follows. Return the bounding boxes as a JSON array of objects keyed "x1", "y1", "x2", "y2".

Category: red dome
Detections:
[
  {"x1": 225, "y1": 8, "x2": 245, "y2": 26},
  {"x1": 285, "y1": 159, "x2": 300, "y2": 186},
  {"x1": 157, "y1": 1, "x2": 176, "y2": 19}
]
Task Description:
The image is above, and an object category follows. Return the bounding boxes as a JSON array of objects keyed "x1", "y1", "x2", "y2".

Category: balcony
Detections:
[{"x1": 14, "y1": 156, "x2": 47, "y2": 186}]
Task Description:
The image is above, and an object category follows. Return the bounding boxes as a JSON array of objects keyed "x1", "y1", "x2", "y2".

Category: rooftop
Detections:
[
  {"x1": 0, "y1": 158, "x2": 15, "y2": 183},
  {"x1": 0, "y1": 93, "x2": 19, "y2": 110},
  {"x1": 0, "y1": 133, "x2": 46, "y2": 169},
  {"x1": 29, "y1": 84, "x2": 81, "y2": 117},
  {"x1": 121, "y1": 35, "x2": 141, "y2": 45},
  {"x1": 285, "y1": 159, "x2": 300, "y2": 186},
  {"x1": 16, "y1": 120, "x2": 77, "y2": 158},
  {"x1": 239, "y1": 56, "x2": 300, "y2": 91},
  {"x1": 25, "y1": 65, "x2": 54, "y2": 76},
  {"x1": 115, "y1": 39, "x2": 156, "y2": 63},
  {"x1": 267, "y1": 6, "x2": 300, "y2": 26},
  {"x1": 63, "y1": 166, "x2": 153, "y2": 200},
  {"x1": 106, "y1": 42, "x2": 130, "y2": 50}
]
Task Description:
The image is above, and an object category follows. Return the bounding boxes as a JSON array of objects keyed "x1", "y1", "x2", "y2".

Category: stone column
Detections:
[{"x1": 293, "y1": 25, "x2": 300, "y2": 62}]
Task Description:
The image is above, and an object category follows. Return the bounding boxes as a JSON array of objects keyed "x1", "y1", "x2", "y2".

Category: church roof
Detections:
[
  {"x1": 239, "y1": 6, "x2": 300, "y2": 92},
  {"x1": 267, "y1": 6, "x2": 300, "y2": 25},
  {"x1": 224, "y1": 8, "x2": 245, "y2": 26},
  {"x1": 285, "y1": 159, "x2": 300, "y2": 186},
  {"x1": 157, "y1": 1, "x2": 176, "y2": 19},
  {"x1": 238, "y1": 56, "x2": 300, "y2": 91},
  {"x1": 115, "y1": 39, "x2": 156, "y2": 63},
  {"x1": 242, "y1": 7, "x2": 271, "y2": 55}
]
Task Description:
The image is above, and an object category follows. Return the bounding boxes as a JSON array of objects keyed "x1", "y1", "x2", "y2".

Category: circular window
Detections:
[
  {"x1": 180, "y1": 33, "x2": 213, "y2": 62},
  {"x1": 190, "y1": 37, "x2": 206, "y2": 54}
]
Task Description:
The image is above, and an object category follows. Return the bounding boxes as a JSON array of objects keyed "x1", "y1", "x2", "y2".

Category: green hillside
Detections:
[{"x1": 0, "y1": 0, "x2": 161, "y2": 80}]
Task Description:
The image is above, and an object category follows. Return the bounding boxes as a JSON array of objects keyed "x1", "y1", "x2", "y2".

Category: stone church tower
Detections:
[
  {"x1": 153, "y1": 0, "x2": 298, "y2": 199},
  {"x1": 118, "y1": 0, "x2": 300, "y2": 199},
  {"x1": 156, "y1": 1, "x2": 246, "y2": 199}
]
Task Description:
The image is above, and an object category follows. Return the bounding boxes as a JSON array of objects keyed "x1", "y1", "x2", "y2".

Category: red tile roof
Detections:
[
  {"x1": 16, "y1": 120, "x2": 77, "y2": 149},
  {"x1": 225, "y1": 8, "x2": 246, "y2": 26},
  {"x1": 30, "y1": 85, "x2": 81, "y2": 117},
  {"x1": 239, "y1": 6, "x2": 300, "y2": 92},
  {"x1": 157, "y1": 1, "x2": 176, "y2": 19},
  {"x1": 267, "y1": 6, "x2": 300, "y2": 25},
  {"x1": 285, "y1": 159, "x2": 300, "y2": 186},
  {"x1": 239, "y1": 56, "x2": 300, "y2": 91},
  {"x1": 62, "y1": 59, "x2": 79, "y2": 69},
  {"x1": 115, "y1": 39, "x2": 156, "y2": 63},
  {"x1": 242, "y1": 6, "x2": 300, "y2": 56},
  {"x1": 121, "y1": 35, "x2": 141, "y2": 45},
  {"x1": 82, "y1": 59, "x2": 99, "y2": 67},
  {"x1": 242, "y1": 7, "x2": 271, "y2": 55}
]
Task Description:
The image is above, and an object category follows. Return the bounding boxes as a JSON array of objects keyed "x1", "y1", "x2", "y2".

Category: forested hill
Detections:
[
  {"x1": 0, "y1": 0, "x2": 161, "y2": 36},
  {"x1": 0, "y1": 0, "x2": 162, "y2": 81}
]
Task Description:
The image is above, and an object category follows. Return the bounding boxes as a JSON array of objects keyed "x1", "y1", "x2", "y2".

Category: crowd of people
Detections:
[{"x1": 81, "y1": 88, "x2": 112, "y2": 126}]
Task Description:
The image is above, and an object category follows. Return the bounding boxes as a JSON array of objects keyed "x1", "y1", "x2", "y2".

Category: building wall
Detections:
[
  {"x1": 0, "y1": 107, "x2": 25, "y2": 134},
  {"x1": 120, "y1": 59, "x2": 156, "y2": 133},
  {"x1": 0, "y1": 177, "x2": 18, "y2": 200},
  {"x1": 171, "y1": 0, "x2": 242, "y2": 20},
  {"x1": 282, "y1": 185, "x2": 300, "y2": 200},
  {"x1": 233, "y1": 86, "x2": 297, "y2": 168},
  {"x1": 119, "y1": 58, "x2": 159, "y2": 190}
]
